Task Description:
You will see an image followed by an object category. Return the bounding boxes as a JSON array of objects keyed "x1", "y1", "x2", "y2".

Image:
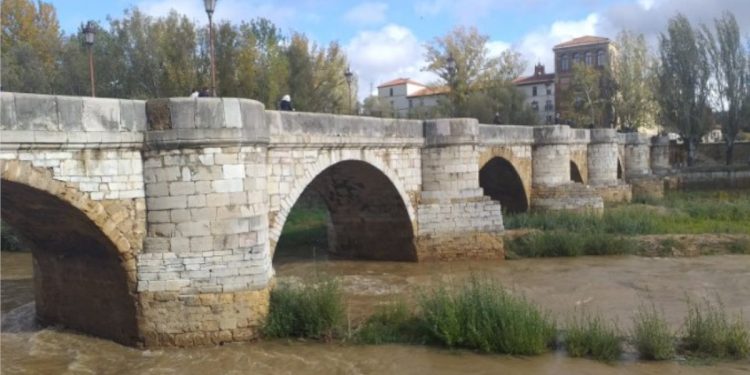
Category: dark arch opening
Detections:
[
  {"x1": 0, "y1": 180, "x2": 139, "y2": 345},
  {"x1": 479, "y1": 157, "x2": 528, "y2": 214},
  {"x1": 274, "y1": 160, "x2": 416, "y2": 264},
  {"x1": 617, "y1": 159, "x2": 623, "y2": 180},
  {"x1": 570, "y1": 161, "x2": 583, "y2": 183}
]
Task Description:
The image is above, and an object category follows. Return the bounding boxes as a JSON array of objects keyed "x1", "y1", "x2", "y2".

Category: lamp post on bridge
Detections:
[
  {"x1": 344, "y1": 66, "x2": 354, "y2": 114},
  {"x1": 446, "y1": 53, "x2": 457, "y2": 116},
  {"x1": 204, "y1": 0, "x2": 218, "y2": 97},
  {"x1": 83, "y1": 21, "x2": 96, "y2": 97}
]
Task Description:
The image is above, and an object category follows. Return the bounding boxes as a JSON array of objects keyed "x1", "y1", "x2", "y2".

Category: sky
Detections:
[{"x1": 47, "y1": 0, "x2": 750, "y2": 101}]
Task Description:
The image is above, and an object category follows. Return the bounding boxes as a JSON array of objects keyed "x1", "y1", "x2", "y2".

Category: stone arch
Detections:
[
  {"x1": 570, "y1": 161, "x2": 584, "y2": 183},
  {"x1": 0, "y1": 160, "x2": 141, "y2": 345},
  {"x1": 271, "y1": 159, "x2": 416, "y2": 261},
  {"x1": 479, "y1": 157, "x2": 529, "y2": 213}
]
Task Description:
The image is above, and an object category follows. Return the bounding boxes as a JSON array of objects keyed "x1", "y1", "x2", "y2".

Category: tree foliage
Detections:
[
  {"x1": 657, "y1": 14, "x2": 713, "y2": 166},
  {"x1": 612, "y1": 30, "x2": 658, "y2": 130},
  {"x1": 423, "y1": 27, "x2": 535, "y2": 124},
  {"x1": 702, "y1": 12, "x2": 749, "y2": 165},
  {"x1": 0, "y1": 2, "x2": 354, "y2": 114}
]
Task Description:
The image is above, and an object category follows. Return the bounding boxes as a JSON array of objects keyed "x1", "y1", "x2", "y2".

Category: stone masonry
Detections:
[{"x1": 1, "y1": 91, "x2": 660, "y2": 347}]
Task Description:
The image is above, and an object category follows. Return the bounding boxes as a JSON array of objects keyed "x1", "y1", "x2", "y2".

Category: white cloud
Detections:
[
  {"x1": 486, "y1": 40, "x2": 510, "y2": 58},
  {"x1": 137, "y1": 0, "x2": 300, "y2": 29},
  {"x1": 346, "y1": 24, "x2": 438, "y2": 100},
  {"x1": 414, "y1": 0, "x2": 449, "y2": 17},
  {"x1": 515, "y1": 13, "x2": 600, "y2": 75},
  {"x1": 344, "y1": 2, "x2": 389, "y2": 26}
]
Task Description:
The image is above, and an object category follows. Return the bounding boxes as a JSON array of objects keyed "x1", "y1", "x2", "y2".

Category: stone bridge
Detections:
[{"x1": 0, "y1": 92, "x2": 653, "y2": 347}]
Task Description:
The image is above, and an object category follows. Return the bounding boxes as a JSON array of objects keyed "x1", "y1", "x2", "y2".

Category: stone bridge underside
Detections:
[{"x1": 0, "y1": 92, "x2": 652, "y2": 347}]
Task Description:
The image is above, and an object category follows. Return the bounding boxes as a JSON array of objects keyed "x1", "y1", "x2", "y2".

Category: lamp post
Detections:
[
  {"x1": 204, "y1": 0, "x2": 217, "y2": 97},
  {"x1": 446, "y1": 53, "x2": 457, "y2": 116},
  {"x1": 83, "y1": 21, "x2": 96, "y2": 97},
  {"x1": 344, "y1": 66, "x2": 353, "y2": 114}
]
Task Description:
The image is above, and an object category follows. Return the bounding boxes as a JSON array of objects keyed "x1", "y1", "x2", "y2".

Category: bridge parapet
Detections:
[
  {"x1": 267, "y1": 111, "x2": 423, "y2": 147},
  {"x1": 1, "y1": 92, "x2": 144, "y2": 149},
  {"x1": 477, "y1": 124, "x2": 534, "y2": 145}
]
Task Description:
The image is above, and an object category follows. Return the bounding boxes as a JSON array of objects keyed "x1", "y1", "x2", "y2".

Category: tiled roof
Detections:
[
  {"x1": 377, "y1": 78, "x2": 425, "y2": 88},
  {"x1": 408, "y1": 86, "x2": 449, "y2": 97},
  {"x1": 553, "y1": 36, "x2": 610, "y2": 49},
  {"x1": 512, "y1": 73, "x2": 555, "y2": 86}
]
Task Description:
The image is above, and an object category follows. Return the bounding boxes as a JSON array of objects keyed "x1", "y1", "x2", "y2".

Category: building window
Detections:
[
  {"x1": 420, "y1": 99, "x2": 424, "y2": 106},
  {"x1": 573, "y1": 53, "x2": 580, "y2": 64},
  {"x1": 585, "y1": 52, "x2": 593, "y2": 66},
  {"x1": 389, "y1": 88, "x2": 393, "y2": 96},
  {"x1": 546, "y1": 115, "x2": 553, "y2": 124},
  {"x1": 531, "y1": 101, "x2": 539, "y2": 112},
  {"x1": 409, "y1": 99, "x2": 413, "y2": 108},
  {"x1": 546, "y1": 87, "x2": 552, "y2": 96},
  {"x1": 545, "y1": 100, "x2": 553, "y2": 111},
  {"x1": 561, "y1": 54, "x2": 570, "y2": 72},
  {"x1": 532, "y1": 86, "x2": 537, "y2": 96},
  {"x1": 597, "y1": 50, "x2": 605, "y2": 66}
]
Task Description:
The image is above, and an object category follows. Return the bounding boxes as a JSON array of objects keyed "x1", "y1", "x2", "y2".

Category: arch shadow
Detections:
[
  {"x1": 479, "y1": 157, "x2": 529, "y2": 214},
  {"x1": 273, "y1": 160, "x2": 416, "y2": 262},
  {"x1": 0, "y1": 179, "x2": 139, "y2": 345},
  {"x1": 617, "y1": 159, "x2": 623, "y2": 180},
  {"x1": 570, "y1": 161, "x2": 584, "y2": 183}
]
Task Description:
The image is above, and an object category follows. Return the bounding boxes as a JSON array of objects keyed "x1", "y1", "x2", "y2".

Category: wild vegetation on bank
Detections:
[
  {"x1": 505, "y1": 190, "x2": 750, "y2": 258},
  {"x1": 264, "y1": 276, "x2": 750, "y2": 363}
]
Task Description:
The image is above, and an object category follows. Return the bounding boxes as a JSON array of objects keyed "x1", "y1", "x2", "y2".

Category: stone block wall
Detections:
[
  {"x1": 532, "y1": 126, "x2": 572, "y2": 186},
  {"x1": 138, "y1": 98, "x2": 272, "y2": 347},
  {"x1": 418, "y1": 119, "x2": 505, "y2": 260},
  {"x1": 621, "y1": 133, "x2": 652, "y2": 178}
]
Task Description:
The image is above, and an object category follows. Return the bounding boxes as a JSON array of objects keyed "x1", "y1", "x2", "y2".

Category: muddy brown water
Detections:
[{"x1": 2, "y1": 251, "x2": 750, "y2": 374}]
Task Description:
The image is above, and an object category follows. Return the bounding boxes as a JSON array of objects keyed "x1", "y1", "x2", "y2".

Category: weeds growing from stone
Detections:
[
  {"x1": 354, "y1": 301, "x2": 422, "y2": 344},
  {"x1": 507, "y1": 231, "x2": 637, "y2": 258}
]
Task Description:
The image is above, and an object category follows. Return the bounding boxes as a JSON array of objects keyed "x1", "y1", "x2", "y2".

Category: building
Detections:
[
  {"x1": 513, "y1": 63, "x2": 556, "y2": 124},
  {"x1": 553, "y1": 36, "x2": 616, "y2": 125},
  {"x1": 376, "y1": 78, "x2": 447, "y2": 117}
]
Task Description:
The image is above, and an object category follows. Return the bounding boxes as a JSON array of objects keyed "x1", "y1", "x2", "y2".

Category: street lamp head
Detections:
[
  {"x1": 83, "y1": 21, "x2": 95, "y2": 47},
  {"x1": 204, "y1": 0, "x2": 217, "y2": 15},
  {"x1": 344, "y1": 66, "x2": 353, "y2": 85}
]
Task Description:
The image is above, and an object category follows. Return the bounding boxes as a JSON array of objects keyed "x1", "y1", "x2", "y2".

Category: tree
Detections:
[
  {"x1": 566, "y1": 62, "x2": 614, "y2": 127},
  {"x1": 612, "y1": 30, "x2": 658, "y2": 130},
  {"x1": 423, "y1": 26, "x2": 499, "y2": 116},
  {"x1": 703, "y1": 12, "x2": 748, "y2": 165},
  {"x1": 1, "y1": 0, "x2": 62, "y2": 93},
  {"x1": 657, "y1": 14, "x2": 712, "y2": 166}
]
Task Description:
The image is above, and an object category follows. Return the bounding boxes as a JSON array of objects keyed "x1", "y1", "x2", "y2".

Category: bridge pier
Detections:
[
  {"x1": 137, "y1": 98, "x2": 272, "y2": 346},
  {"x1": 416, "y1": 119, "x2": 505, "y2": 260},
  {"x1": 587, "y1": 129, "x2": 632, "y2": 203},
  {"x1": 622, "y1": 132, "x2": 664, "y2": 200},
  {"x1": 530, "y1": 126, "x2": 604, "y2": 212}
]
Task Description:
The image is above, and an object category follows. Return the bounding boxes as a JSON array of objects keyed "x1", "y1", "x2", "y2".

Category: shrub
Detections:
[
  {"x1": 418, "y1": 276, "x2": 555, "y2": 355},
  {"x1": 631, "y1": 304, "x2": 675, "y2": 360},
  {"x1": 682, "y1": 298, "x2": 750, "y2": 359},
  {"x1": 564, "y1": 311, "x2": 622, "y2": 362},
  {"x1": 264, "y1": 278, "x2": 344, "y2": 339},
  {"x1": 727, "y1": 238, "x2": 750, "y2": 255}
]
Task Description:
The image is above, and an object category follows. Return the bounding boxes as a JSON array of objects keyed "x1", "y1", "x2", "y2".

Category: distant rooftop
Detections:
[
  {"x1": 377, "y1": 78, "x2": 425, "y2": 88},
  {"x1": 553, "y1": 36, "x2": 610, "y2": 50},
  {"x1": 408, "y1": 86, "x2": 449, "y2": 98}
]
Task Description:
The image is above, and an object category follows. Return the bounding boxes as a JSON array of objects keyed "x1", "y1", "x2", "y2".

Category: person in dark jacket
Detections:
[{"x1": 279, "y1": 94, "x2": 294, "y2": 111}]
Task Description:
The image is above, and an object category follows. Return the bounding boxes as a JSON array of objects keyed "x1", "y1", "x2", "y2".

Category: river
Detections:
[{"x1": 2, "y1": 251, "x2": 750, "y2": 374}]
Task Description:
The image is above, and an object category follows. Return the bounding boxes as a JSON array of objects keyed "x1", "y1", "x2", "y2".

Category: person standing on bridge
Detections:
[{"x1": 279, "y1": 94, "x2": 294, "y2": 111}]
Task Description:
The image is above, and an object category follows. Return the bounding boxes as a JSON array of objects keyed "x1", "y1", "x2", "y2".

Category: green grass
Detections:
[
  {"x1": 354, "y1": 301, "x2": 423, "y2": 344},
  {"x1": 505, "y1": 190, "x2": 750, "y2": 236},
  {"x1": 727, "y1": 238, "x2": 750, "y2": 254},
  {"x1": 264, "y1": 278, "x2": 345, "y2": 339},
  {"x1": 681, "y1": 298, "x2": 750, "y2": 359},
  {"x1": 564, "y1": 311, "x2": 623, "y2": 362},
  {"x1": 276, "y1": 203, "x2": 328, "y2": 249},
  {"x1": 506, "y1": 231, "x2": 637, "y2": 258},
  {"x1": 631, "y1": 304, "x2": 675, "y2": 360},
  {"x1": 417, "y1": 276, "x2": 556, "y2": 355}
]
